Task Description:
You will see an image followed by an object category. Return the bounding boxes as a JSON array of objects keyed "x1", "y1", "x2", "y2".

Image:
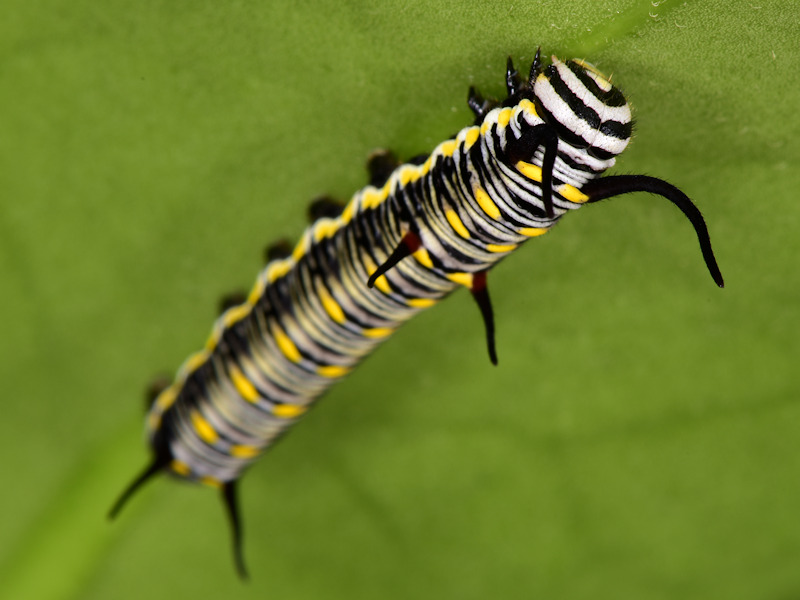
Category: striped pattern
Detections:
[{"x1": 111, "y1": 51, "x2": 724, "y2": 576}]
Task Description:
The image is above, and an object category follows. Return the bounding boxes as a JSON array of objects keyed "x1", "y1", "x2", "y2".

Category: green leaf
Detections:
[{"x1": 2, "y1": 1, "x2": 798, "y2": 599}]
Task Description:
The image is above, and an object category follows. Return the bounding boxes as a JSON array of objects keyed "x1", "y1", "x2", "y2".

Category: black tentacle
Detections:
[
  {"x1": 583, "y1": 175, "x2": 724, "y2": 287},
  {"x1": 222, "y1": 481, "x2": 248, "y2": 580},
  {"x1": 469, "y1": 271, "x2": 497, "y2": 365},
  {"x1": 367, "y1": 232, "x2": 422, "y2": 288}
]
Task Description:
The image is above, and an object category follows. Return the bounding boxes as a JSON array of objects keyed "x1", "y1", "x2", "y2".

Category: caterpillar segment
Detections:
[{"x1": 110, "y1": 50, "x2": 724, "y2": 579}]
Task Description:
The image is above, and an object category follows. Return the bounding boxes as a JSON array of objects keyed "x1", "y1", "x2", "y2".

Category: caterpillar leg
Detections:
[
  {"x1": 583, "y1": 175, "x2": 725, "y2": 287},
  {"x1": 467, "y1": 86, "x2": 499, "y2": 124},
  {"x1": 367, "y1": 150, "x2": 401, "y2": 188},
  {"x1": 222, "y1": 481, "x2": 248, "y2": 579},
  {"x1": 218, "y1": 291, "x2": 247, "y2": 314},
  {"x1": 307, "y1": 195, "x2": 344, "y2": 222},
  {"x1": 264, "y1": 239, "x2": 292, "y2": 264}
]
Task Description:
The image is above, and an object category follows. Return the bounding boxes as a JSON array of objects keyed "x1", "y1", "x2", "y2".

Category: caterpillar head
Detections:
[{"x1": 532, "y1": 56, "x2": 633, "y2": 160}]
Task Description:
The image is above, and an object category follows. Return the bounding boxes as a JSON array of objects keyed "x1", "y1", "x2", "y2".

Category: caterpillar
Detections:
[{"x1": 110, "y1": 49, "x2": 724, "y2": 578}]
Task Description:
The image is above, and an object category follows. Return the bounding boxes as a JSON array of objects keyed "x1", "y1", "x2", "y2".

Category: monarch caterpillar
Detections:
[{"x1": 110, "y1": 49, "x2": 724, "y2": 577}]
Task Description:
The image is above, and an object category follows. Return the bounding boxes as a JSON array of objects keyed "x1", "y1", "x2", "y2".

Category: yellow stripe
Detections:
[
  {"x1": 317, "y1": 365, "x2": 350, "y2": 378},
  {"x1": 445, "y1": 209, "x2": 470, "y2": 239},
  {"x1": 474, "y1": 187, "x2": 501, "y2": 219},
  {"x1": 229, "y1": 364, "x2": 259, "y2": 403},
  {"x1": 516, "y1": 161, "x2": 542, "y2": 181},
  {"x1": 317, "y1": 284, "x2": 346, "y2": 324},
  {"x1": 274, "y1": 325, "x2": 302, "y2": 363},
  {"x1": 230, "y1": 444, "x2": 260, "y2": 459},
  {"x1": 170, "y1": 460, "x2": 190, "y2": 476},
  {"x1": 191, "y1": 409, "x2": 219, "y2": 444},
  {"x1": 557, "y1": 183, "x2": 589, "y2": 204},
  {"x1": 486, "y1": 243, "x2": 517, "y2": 253},
  {"x1": 273, "y1": 404, "x2": 307, "y2": 418},
  {"x1": 408, "y1": 298, "x2": 437, "y2": 308},
  {"x1": 363, "y1": 327, "x2": 393, "y2": 338},
  {"x1": 447, "y1": 272, "x2": 474, "y2": 287},
  {"x1": 519, "y1": 227, "x2": 549, "y2": 237},
  {"x1": 413, "y1": 247, "x2": 433, "y2": 269}
]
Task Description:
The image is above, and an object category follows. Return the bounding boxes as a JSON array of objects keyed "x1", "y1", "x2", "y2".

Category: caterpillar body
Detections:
[{"x1": 110, "y1": 50, "x2": 724, "y2": 577}]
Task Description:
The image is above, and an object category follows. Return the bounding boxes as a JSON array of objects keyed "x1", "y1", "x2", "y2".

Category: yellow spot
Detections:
[
  {"x1": 230, "y1": 444, "x2": 260, "y2": 459},
  {"x1": 439, "y1": 139, "x2": 457, "y2": 157},
  {"x1": 273, "y1": 403, "x2": 307, "y2": 418},
  {"x1": 362, "y1": 188, "x2": 383, "y2": 209},
  {"x1": 313, "y1": 219, "x2": 340, "y2": 242},
  {"x1": 557, "y1": 183, "x2": 589, "y2": 204},
  {"x1": 247, "y1": 277, "x2": 266, "y2": 305},
  {"x1": 517, "y1": 98, "x2": 538, "y2": 117},
  {"x1": 516, "y1": 161, "x2": 542, "y2": 182},
  {"x1": 519, "y1": 227, "x2": 549, "y2": 237},
  {"x1": 463, "y1": 127, "x2": 480, "y2": 149},
  {"x1": 223, "y1": 304, "x2": 250, "y2": 327},
  {"x1": 200, "y1": 476, "x2": 222, "y2": 489},
  {"x1": 447, "y1": 272, "x2": 474, "y2": 287},
  {"x1": 191, "y1": 409, "x2": 219, "y2": 444},
  {"x1": 266, "y1": 259, "x2": 291, "y2": 283},
  {"x1": 182, "y1": 351, "x2": 209, "y2": 376},
  {"x1": 274, "y1": 325, "x2": 302, "y2": 363},
  {"x1": 480, "y1": 120, "x2": 491, "y2": 136},
  {"x1": 486, "y1": 243, "x2": 517, "y2": 253},
  {"x1": 341, "y1": 201, "x2": 355, "y2": 223},
  {"x1": 497, "y1": 108, "x2": 513, "y2": 128},
  {"x1": 363, "y1": 327, "x2": 393, "y2": 338},
  {"x1": 317, "y1": 284, "x2": 346, "y2": 324},
  {"x1": 474, "y1": 187, "x2": 501, "y2": 219},
  {"x1": 291, "y1": 235, "x2": 309, "y2": 262},
  {"x1": 147, "y1": 413, "x2": 162, "y2": 431},
  {"x1": 408, "y1": 298, "x2": 437, "y2": 308},
  {"x1": 155, "y1": 386, "x2": 178, "y2": 411},
  {"x1": 398, "y1": 166, "x2": 419, "y2": 187},
  {"x1": 413, "y1": 247, "x2": 433, "y2": 269},
  {"x1": 171, "y1": 460, "x2": 190, "y2": 476},
  {"x1": 445, "y1": 209, "x2": 470, "y2": 239},
  {"x1": 317, "y1": 365, "x2": 351, "y2": 378},
  {"x1": 420, "y1": 156, "x2": 433, "y2": 175},
  {"x1": 229, "y1": 364, "x2": 259, "y2": 402},
  {"x1": 204, "y1": 327, "x2": 221, "y2": 351}
]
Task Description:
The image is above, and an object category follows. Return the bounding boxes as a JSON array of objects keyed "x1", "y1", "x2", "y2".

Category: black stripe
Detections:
[
  {"x1": 566, "y1": 60, "x2": 627, "y2": 107},
  {"x1": 544, "y1": 64, "x2": 601, "y2": 131}
]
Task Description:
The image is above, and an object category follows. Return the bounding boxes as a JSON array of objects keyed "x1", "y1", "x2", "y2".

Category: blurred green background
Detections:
[{"x1": 2, "y1": 1, "x2": 798, "y2": 598}]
